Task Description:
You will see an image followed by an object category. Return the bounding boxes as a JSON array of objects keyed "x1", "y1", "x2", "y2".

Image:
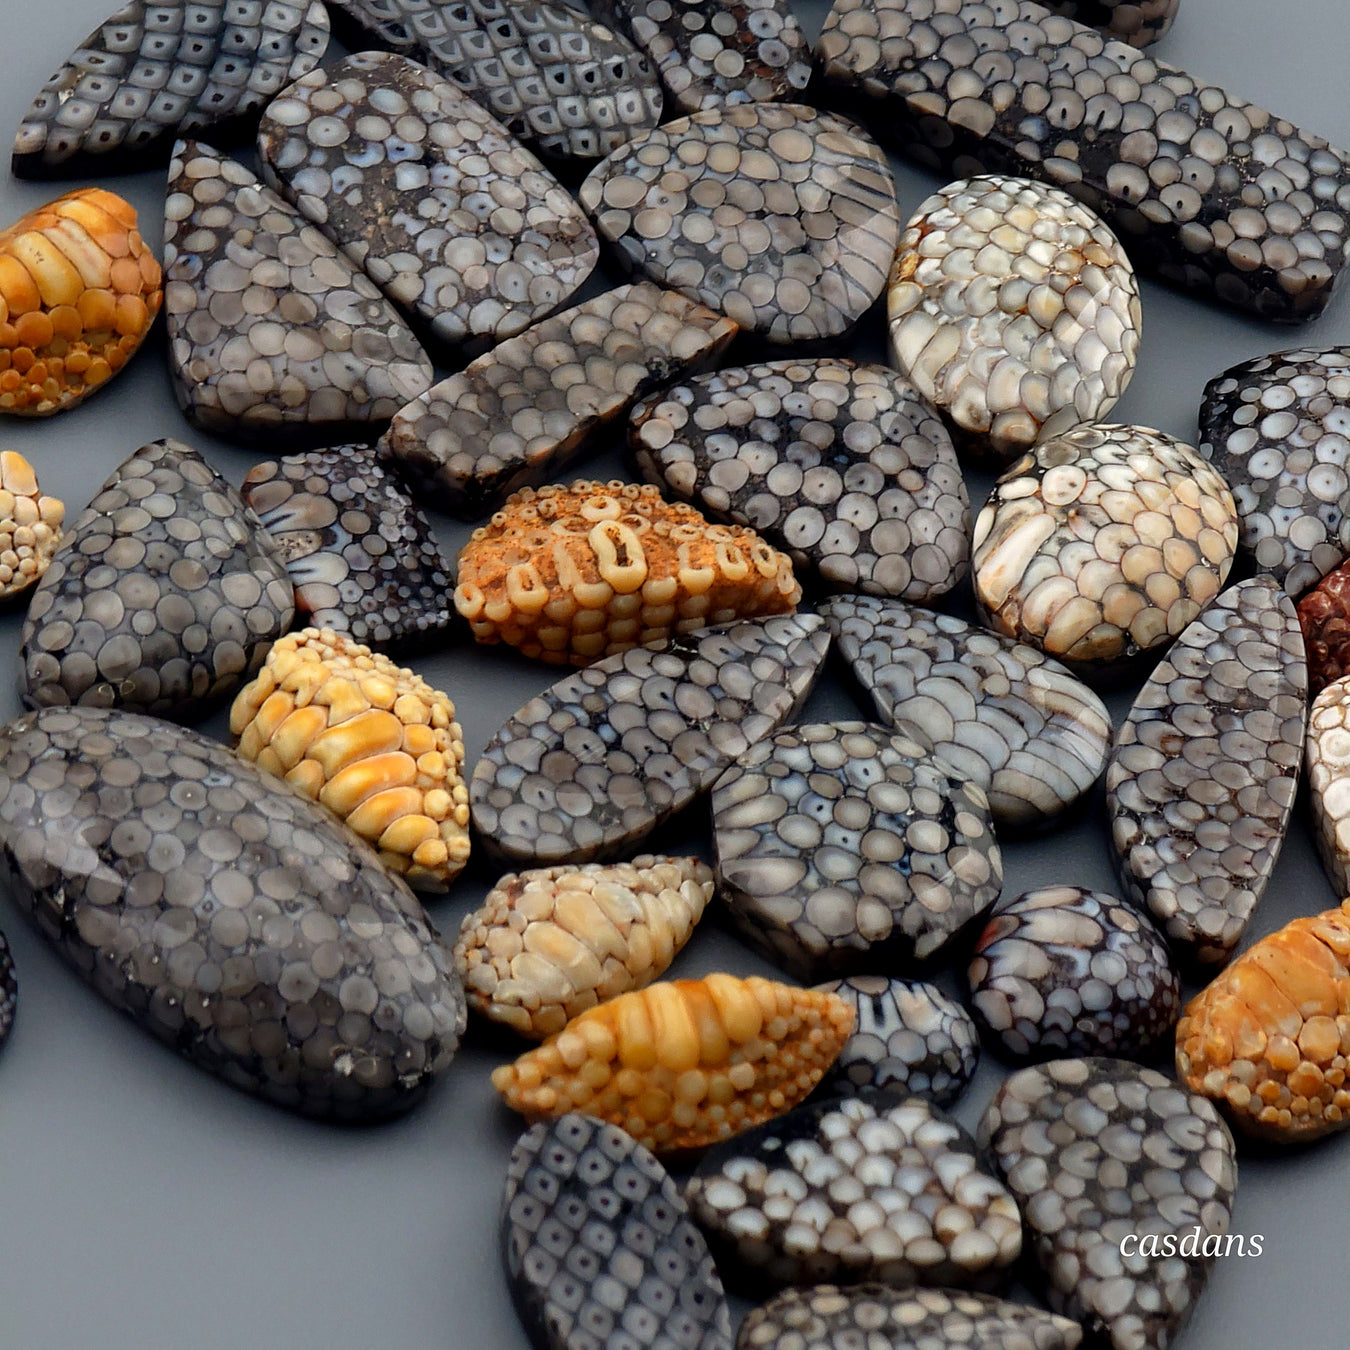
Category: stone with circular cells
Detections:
[
  {"x1": 1298, "y1": 556, "x2": 1350, "y2": 694},
  {"x1": 1043, "y1": 0, "x2": 1179, "y2": 46},
  {"x1": 0, "y1": 451, "x2": 63, "y2": 602},
  {"x1": 1304, "y1": 674, "x2": 1350, "y2": 900}
]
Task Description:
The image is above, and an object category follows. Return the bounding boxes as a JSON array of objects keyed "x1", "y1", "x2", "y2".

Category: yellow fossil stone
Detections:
[
  {"x1": 229, "y1": 627, "x2": 470, "y2": 889},
  {"x1": 455, "y1": 856, "x2": 714, "y2": 1038},
  {"x1": 454, "y1": 478, "x2": 801, "y2": 665},
  {"x1": 0, "y1": 450, "x2": 62, "y2": 599},
  {"x1": 490, "y1": 973, "x2": 856, "y2": 1152}
]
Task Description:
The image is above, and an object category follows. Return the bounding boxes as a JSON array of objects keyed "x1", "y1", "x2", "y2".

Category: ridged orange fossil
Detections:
[
  {"x1": 0, "y1": 450, "x2": 62, "y2": 599},
  {"x1": 0, "y1": 188, "x2": 162, "y2": 415},
  {"x1": 490, "y1": 973, "x2": 855, "y2": 1152}
]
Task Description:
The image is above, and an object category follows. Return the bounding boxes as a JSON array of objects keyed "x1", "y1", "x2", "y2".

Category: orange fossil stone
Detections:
[
  {"x1": 229, "y1": 627, "x2": 470, "y2": 890},
  {"x1": 454, "y1": 478, "x2": 801, "y2": 665},
  {"x1": 1176, "y1": 898, "x2": 1350, "y2": 1141},
  {"x1": 0, "y1": 188, "x2": 162, "y2": 415},
  {"x1": 490, "y1": 973, "x2": 856, "y2": 1152},
  {"x1": 0, "y1": 450, "x2": 62, "y2": 599}
]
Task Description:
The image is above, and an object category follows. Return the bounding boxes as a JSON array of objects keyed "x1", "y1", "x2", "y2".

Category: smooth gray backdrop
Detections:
[{"x1": 0, "y1": 1, "x2": 1340, "y2": 1346}]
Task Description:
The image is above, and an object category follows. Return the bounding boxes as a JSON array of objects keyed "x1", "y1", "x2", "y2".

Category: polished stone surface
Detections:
[
  {"x1": 1298, "y1": 557, "x2": 1350, "y2": 693},
  {"x1": 1044, "y1": 0, "x2": 1178, "y2": 44},
  {"x1": 1305, "y1": 676, "x2": 1350, "y2": 901},
  {"x1": 0, "y1": 451, "x2": 63, "y2": 602}
]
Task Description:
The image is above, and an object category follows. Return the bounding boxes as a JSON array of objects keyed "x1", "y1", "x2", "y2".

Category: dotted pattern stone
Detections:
[
  {"x1": 737, "y1": 1285, "x2": 1084, "y2": 1350},
  {"x1": 240, "y1": 443, "x2": 453, "y2": 650},
  {"x1": 454, "y1": 855, "x2": 714, "y2": 1038},
  {"x1": 229, "y1": 628, "x2": 471, "y2": 890},
  {"x1": 968, "y1": 887, "x2": 1180, "y2": 1063},
  {"x1": 1198, "y1": 345, "x2": 1350, "y2": 593},
  {"x1": 1176, "y1": 898, "x2": 1350, "y2": 1142},
  {"x1": 258, "y1": 51, "x2": 599, "y2": 348},
  {"x1": 0, "y1": 451, "x2": 64, "y2": 602},
  {"x1": 164, "y1": 141, "x2": 433, "y2": 443},
  {"x1": 1105, "y1": 577, "x2": 1307, "y2": 965},
  {"x1": 972, "y1": 425, "x2": 1239, "y2": 678},
  {"x1": 0, "y1": 705, "x2": 465, "y2": 1120},
  {"x1": 821, "y1": 596, "x2": 1111, "y2": 831},
  {"x1": 685, "y1": 1091, "x2": 1023, "y2": 1292},
  {"x1": 630, "y1": 359, "x2": 970, "y2": 602},
  {"x1": 590, "y1": 0, "x2": 811, "y2": 114},
  {"x1": 12, "y1": 0, "x2": 331, "y2": 178},
  {"x1": 980, "y1": 1058, "x2": 1238, "y2": 1350},
  {"x1": 1305, "y1": 676, "x2": 1350, "y2": 900},
  {"x1": 815, "y1": 975, "x2": 979, "y2": 1107},
  {"x1": 491, "y1": 974, "x2": 856, "y2": 1152},
  {"x1": 578, "y1": 104, "x2": 900, "y2": 343},
  {"x1": 888, "y1": 175, "x2": 1140, "y2": 464},
  {"x1": 470, "y1": 612, "x2": 830, "y2": 865},
  {"x1": 1043, "y1": 0, "x2": 1178, "y2": 46},
  {"x1": 20, "y1": 439, "x2": 294, "y2": 721},
  {"x1": 1298, "y1": 558, "x2": 1350, "y2": 695},
  {"x1": 454, "y1": 479, "x2": 801, "y2": 666},
  {"x1": 0, "y1": 188, "x2": 163, "y2": 416},
  {"x1": 502, "y1": 1113, "x2": 733, "y2": 1350},
  {"x1": 0, "y1": 930, "x2": 14, "y2": 1051},
  {"x1": 379, "y1": 282, "x2": 737, "y2": 519},
  {"x1": 816, "y1": 0, "x2": 1350, "y2": 323},
  {"x1": 712, "y1": 721, "x2": 1003, "y2": 980},
  {"x1": 329, "y1": 0, "x2": 663, "y2": 162}
]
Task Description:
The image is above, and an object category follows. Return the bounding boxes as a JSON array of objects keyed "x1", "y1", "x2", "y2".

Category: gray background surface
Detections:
[{"x1": 0, "y1": 0, "x2": 1341, "y2": 1346}]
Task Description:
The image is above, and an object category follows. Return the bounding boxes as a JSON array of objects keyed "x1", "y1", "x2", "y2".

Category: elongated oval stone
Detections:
[
  {"x1": 972, "y1": 425, "x2": 1239, "y2": 678},
  {"x1": 13, "y1": 0, "x2": 331, "y2": 178},
  {"x1": 1198, "y1": 345, "x2": 1350, "y2": 593},
  {"x1": 328, "y1": 0, "x2": 663, "y2": 162},
  {"x1": 712, "y1": 722, "x2": 1002, "y2": 980},
  {"x1": 0, "y1": 705, "x2": 465, "y2": 1119},
  {"x1": 20, "y1": 439, "x2": 295, "y2": 720},
  {"x1": 980, "y1": 1058, "x2": 1237, "y2": 1350},
  {"x1": 631, "y1": 359, "x2": 970, "y2": 601},
  {"x1": 821, "y1": 596, "x2": 1110, "y2": 830},
  {"x1": 503, "y1": 1113, "x2": 733, "y2": 1350},
  {"x1": 164, "y1": 141, "x2": 433, "y2": 443},
  {"x1": 686, "y1": 1091, "x2": 1022, "y2": 1292},
  {"x1": 379, "y1": 283, "x2": 737, "y2": 519},
  {"x1": 470, "y1": 613, "x2": 830, "y2": 864},
  {"x1": 1305, "y1": 676, "x2": 1350, "y2": 899},
  {"x1": 1105, "y1": 577, "x2": 1307, "y2": 965},
  {"x1": 1298, "y1": 557, "x2": 1350, "y2": 694},
  {"x1": 578, "y1": 104, "x2": 900, "y2": 343},
  {"x1": 737, "y1": 1285, "x2": 1083, "y2": 1350},
  {"x1": 258, "y1": 51, "x2": 599, "y2": 347}
]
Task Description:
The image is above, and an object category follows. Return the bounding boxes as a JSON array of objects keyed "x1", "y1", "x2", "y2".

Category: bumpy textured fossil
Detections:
[
  {"x1": 454, "y1": 855, "x2": 714, "y2": 1038},
  {"x1": 0, "y1": 705, "x2": 465, "y2": 1120},
  {"x1": 631, "y1": 359, "x2": 970, "y2": 602},
  {"x1": 888, "y1": 175, "x2": 1140, "y2": 463},
  {"x1": 240, "y1": 444, "x2": 453, "y2": 650},
  {"x1": 0, "y1": 188, "x2": 163, "y2": 416},
  {"x1": 470, "y1": 613, "x2": 830, "y2": 864},
  {"x1": 1177, "y1": 898, "x2": 1350, "y2": 1142},
  {"x1": 380, "y1": 282, "x2": 737, "y2": 519},
  {"x1": 0, "y1": 451, "x2": 63, "y2": 601},
  {"x1": 503, "y1": 1113, "x2": 733, "y2": 1350},
  {"x1": 591, "y1": 0, "x2": 811, "y2": 113},
  {"x1": 972, "y1": 425, "x2": 1239, "y2": 676},
  {"x1": 1106, "y1": 578, "x2": 1307, "y2": 965},
  {"x1": 817, "y1": 0, "x2": 1350, "y2": 323},
  {"x1": 712, "y1": 721, "x2": 1002, "y2": 980},
  {"x1": 981, "y1": 1058, "x2": 1237, "y2": 1350},
  {"x1": 12, "y1": 0, "x2": 331, "y2": 178},
  {"x1": 258, "y1": 51, "x2": 598, "y2": 347},
  {"x1": 490, "y1": 973, "x2": 855, "y2": 1152},
  {"x1": 164, "y1": 141, "x2": 432, "y2": 442},
  {"x1": 328, "y1": 0, "x2": 663, "y2": 162},
  {"x1": 738, "y1": 1285, "x2": 1084, "y2": 1350},
  {"x1": 230, "y1": 628, "x2": 470, "y2": 890},
  {"x1": 21, "y1": 439, "x2": 293, "y2": 719},
  {"x1": 454, "y1": 479, "x2": 800, "y2": 665},
  {"x1": 1306, "y1": 676, "x2": 1350, "y2": 899},
  {"x1": 822, "y1": 596, "x2": 1111, "y2": 830},
  {"x1": 579, "y1": 103, "x2": 900, "y2": 343},
  {"x1": 1299, "y1": 558, "x2": 1350, "y2": 694},
  {"x1": 1199, "y1": 345, "x2": 1350, "y2": 593}
]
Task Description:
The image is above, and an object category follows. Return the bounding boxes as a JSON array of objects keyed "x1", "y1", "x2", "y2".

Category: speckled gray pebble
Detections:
[
  {"x1": 711, "y1": 721, "x2": 1002, "y2": 980},
  {"x1": 980, "y1": 1058, "x2": 1238, "y2": 1350},
  {"x1": 630, "y1": 359, "x2": 970, "y2": 602},
  {"x1": 502, "y1": 1112, "x2": 733, "y2": 1350},
  {"x1": 0, "y1": 929, "x2": 15, "y2": 1050},
  {"x1": 0, "y1": 705, "x2": 465, "y2": 1119},
  {"x1": 470, "y1": 613, "x2": 830, "y2": 865},
  {"x1": 822, "y1": 596, "x2": 1111, "y2": 831},
  {"x1": 20, "y1": 439, "x2": 294, "y2": 721}
]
